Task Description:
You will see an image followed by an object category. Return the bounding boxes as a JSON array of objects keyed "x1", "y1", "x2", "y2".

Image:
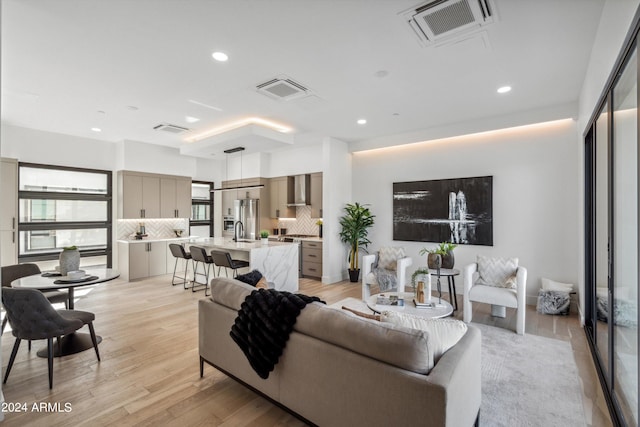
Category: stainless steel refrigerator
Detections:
[{"x1": 233, "y1": 199, "x2": 259, "y2": 240}]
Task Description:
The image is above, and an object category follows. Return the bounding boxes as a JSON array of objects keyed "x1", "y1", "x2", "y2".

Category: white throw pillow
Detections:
[
  {"x1": 380, "y1": 311, "x2": 467, "y2": 362},
  {"x1": 476, "y1": 256, "x2": 518, "y2": 289},
  {"x1": 377, "y1": 247, "x2": 405, "y2": 271},
  {"x1": 541, "y1": 277, "x2": 573, "y2": 292}
]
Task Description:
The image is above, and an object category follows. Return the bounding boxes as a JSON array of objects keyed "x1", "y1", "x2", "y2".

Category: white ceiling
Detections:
[{"x1": 1, "y1": 0, "x2": 605, "y2": 157}]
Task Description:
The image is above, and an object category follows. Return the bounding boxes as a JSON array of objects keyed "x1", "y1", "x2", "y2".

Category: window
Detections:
[
  {"x1": 18, "y1": 163, "x2": 112, "y2": 266},
  {"x1": 190, "y1": 181, "x2": 213, "y2": 237}
]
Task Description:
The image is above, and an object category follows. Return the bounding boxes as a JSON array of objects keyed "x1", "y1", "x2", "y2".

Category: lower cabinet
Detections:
[
  {"x1": 118, "y1": 240, "x2": 179, "y2": 281},
  {"x1": 301, "y1": 240, "x2": 322, "y2": 279}
]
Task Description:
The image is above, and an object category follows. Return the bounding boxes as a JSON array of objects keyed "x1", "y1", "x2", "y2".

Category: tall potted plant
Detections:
[{"x1": 339, "y1": 202, "x2": 375, "y2": 282}]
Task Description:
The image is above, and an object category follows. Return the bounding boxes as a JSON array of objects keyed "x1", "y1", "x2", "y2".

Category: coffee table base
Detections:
[{"x1": 36, "y1": 332, "x2": 102, "y2": 358}]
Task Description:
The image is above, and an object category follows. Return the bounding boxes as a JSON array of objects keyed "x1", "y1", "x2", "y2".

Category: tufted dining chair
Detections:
[
  {"x1": 361, "y1": 247, "x2": 413, "y2": 300},
  {"x1": 2, "y1": 287, "x2": 100, "y2": 389},
  {"x1": 463, "y1": 256, "x2": 527, "y2": 335}
]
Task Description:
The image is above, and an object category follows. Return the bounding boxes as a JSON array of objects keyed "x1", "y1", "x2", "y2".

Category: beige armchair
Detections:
[
  {"x1": 362, "y1": 247, "x2": 413, "y2": 300},
  {"x1": 463, "y1": 259, "x2": 527, "y2": 335}
]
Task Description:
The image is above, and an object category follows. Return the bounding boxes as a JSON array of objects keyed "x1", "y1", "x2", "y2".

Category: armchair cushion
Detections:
[
  {"x1": 476, "y1": 256, "x2": 519, "y2": 289},
  {"x1": 377, "y1": 247, "x2": 405, "y2": 270}
]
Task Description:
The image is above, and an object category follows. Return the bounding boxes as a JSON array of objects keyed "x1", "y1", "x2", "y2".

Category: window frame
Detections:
[
  {"x1": 190, "y1": 180, "x2": 213, "y2": 236},
  {"x1": 17, "y1": 162, "x2": 113, "y2": 266}
]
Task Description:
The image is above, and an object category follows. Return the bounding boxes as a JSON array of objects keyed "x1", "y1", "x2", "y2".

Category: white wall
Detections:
[
  {"x1": 266, "y1": 144, "x2": 324, "y2": 177},
  {"x1": 351, "y1": 119, "x2": 580, "y2": 304}
]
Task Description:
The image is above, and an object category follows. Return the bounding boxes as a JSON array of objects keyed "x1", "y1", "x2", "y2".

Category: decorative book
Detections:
[{"x1": 376, "y1": 294, "x2": 404, "y2": 306}]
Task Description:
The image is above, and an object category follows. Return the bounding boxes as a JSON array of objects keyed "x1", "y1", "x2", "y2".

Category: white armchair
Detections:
[
  {"x1": 362, "y1": 248, "x2": 413, "y2": 300},
  {"x1": 463, "y1": 261, "x2": 527, "y2": 335}
]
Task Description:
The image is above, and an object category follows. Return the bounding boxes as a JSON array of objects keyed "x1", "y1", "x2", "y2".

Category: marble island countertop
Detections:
[
  {"x1": 188, "y1": 237, "x2": 297, "y2": 252},
  {"x1": 117, "y1": 235, "x2": 194, "y2": 243}
]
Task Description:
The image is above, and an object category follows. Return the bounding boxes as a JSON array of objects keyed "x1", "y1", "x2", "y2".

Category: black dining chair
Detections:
[
  {"x1": 1, "y1": 263, "x2": 70, "y2": 351},
  {"x1": 2, "y1": 287, "x2": 100, "y2": 389},
  {"x1": 210, "y1": 250, "x2": 250, "y2": 279}
]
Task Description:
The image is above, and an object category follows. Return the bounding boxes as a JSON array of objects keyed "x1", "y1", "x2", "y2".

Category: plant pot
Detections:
[
  {"x1": 427, "y1": 252, "x2": 455, "y2": 270},
  {"x1": 348, "y1": 268, "x2": 360, "y2": 283},
  {"x1": 59, "y1": 248, "x2": 80, "y2": 275}
]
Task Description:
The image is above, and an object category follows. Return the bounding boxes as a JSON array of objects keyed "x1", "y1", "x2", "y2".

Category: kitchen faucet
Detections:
[{"x1": 233, "y1": 220, "x2": 244, "y2": 242}]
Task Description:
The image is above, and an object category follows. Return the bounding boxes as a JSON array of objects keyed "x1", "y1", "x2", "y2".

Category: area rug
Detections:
[{"x1": 477, "y1": 323, "x2": 586, "y2": 427}]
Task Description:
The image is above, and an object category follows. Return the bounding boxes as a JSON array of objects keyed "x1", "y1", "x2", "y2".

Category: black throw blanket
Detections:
[{"x1": 230, "y1": 288, "x2": 323, "y2": 379}]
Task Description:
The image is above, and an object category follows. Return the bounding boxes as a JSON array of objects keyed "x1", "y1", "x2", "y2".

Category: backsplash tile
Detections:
[
  {"x1": 278, "y1": 206, "x2": 321, "y2": 236},
  {"x1": 118, "y1": 218, "x2": 189, "y2": 240}
]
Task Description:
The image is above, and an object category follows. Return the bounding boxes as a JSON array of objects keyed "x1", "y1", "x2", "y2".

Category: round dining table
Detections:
[{"x1": 11, "y1": 267, "x2": 120, "y2": 358}]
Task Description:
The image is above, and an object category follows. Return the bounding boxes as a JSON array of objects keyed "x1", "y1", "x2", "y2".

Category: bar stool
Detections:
[
  {"x1": 168, "y1": 243, "x2": 193, "y2": 289},
  {"x1": 189, "y1": 246, "x2": 214, "y2": 295},
  {"x1": 210, "y1": 250, "x2": 250, "y2": 278}
]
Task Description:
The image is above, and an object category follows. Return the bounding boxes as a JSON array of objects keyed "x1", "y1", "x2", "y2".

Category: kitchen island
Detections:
[{"x1": 186, "y1": 237, "x2": 299, "y2": 292}]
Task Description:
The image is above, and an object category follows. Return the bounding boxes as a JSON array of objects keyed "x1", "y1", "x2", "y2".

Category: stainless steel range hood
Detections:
[{"x1": 287, "y1": 174, "x2": 310, "y2": 206}]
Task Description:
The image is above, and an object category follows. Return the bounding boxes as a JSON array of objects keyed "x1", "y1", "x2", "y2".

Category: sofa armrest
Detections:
[
  {"x1": 427, "y1": 325, "x2": 482, "y2": 426},
  {"x1": 463, "y1": 262, "x2": 478, "y2": 294}
]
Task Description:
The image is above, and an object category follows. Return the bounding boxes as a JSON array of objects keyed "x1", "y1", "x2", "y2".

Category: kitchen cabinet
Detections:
[
  {"x1": 310, "y1": 172, "x2": 323, "y2": 218},
  {"x1": 301, "y1": 240, "x2": 322, "y2": 279},
  {"x1": 118, "y1": 171, "x2": 191, "y2": 219},
  {"x1": 1, "y1": 158, "x2": 18, "y2": 266},
  {"x1": 118, "y1": 240, "x2": 168, "y2": 281},
  {"x1": 160, "y1": 177, "x2": 192, "y2": 218},
  {"x1": 269, "y1": 176, "x2": 295, "y2": 219}
]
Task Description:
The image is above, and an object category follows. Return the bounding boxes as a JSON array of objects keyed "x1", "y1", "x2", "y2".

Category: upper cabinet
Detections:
[
  {"x1": 118, "y1": 171, "x2": 191, "y2": 219},
  {"x1": 269, "y1": 177, "x2": 295, "y2": 219},
  {"x1": 160, "y1": 177, "x2": 191, "y2": 218},
  {"x1": 310, "y1": 172, "x2": 323, "y2": 218}
]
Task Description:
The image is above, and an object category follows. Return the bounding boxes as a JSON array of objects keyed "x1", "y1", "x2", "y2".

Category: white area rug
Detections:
[{"x1": 477, "y1": 323, "x2": 586, "y2": 427}]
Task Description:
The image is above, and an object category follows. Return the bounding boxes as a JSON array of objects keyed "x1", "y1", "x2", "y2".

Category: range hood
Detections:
[{"x1": 287, "y1": 174, "x2": 310, "y2": 206}]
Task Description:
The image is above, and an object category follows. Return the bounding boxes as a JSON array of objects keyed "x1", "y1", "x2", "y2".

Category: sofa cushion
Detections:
[
  {"x1": 210, "y1": 277, "x2": 255, "y2": 310},
  {"x1": 379, "y1": 311, "x2": 467, "y2": 363},
  {"x1": 294, "y1": 302, "x2": 435, "y2": 374},
  {"x1": 476, "y1": 256, "x2": 518, "y2": 289}
]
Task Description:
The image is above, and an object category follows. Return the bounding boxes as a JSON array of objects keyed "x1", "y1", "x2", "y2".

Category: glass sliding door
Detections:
[{"x1": 612, "y1": 47, "x2": 638, "y2": 426}]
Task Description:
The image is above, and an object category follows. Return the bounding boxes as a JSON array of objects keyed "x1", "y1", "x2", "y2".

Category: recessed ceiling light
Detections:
[
  {"x1": 91, "y1": 127, "x2": 102, "y2": 132},
  {"x1": 185, "y1": 116, "x2": 200, "y2": 123},
  {"x1": 357, "y1": 119, "x2": 367, "y2": 125},
  {"x1": 212, "y1": 51, "x2": 228, "y2": 62},
  {"x1": 497, "y1": 86, "x2": 512, "y2": 94}
]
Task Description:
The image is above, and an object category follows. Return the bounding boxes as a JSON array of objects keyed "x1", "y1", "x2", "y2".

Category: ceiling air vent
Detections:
[
  {"x1": 256, "y1": 76, "x2": 310, "y2": 101},
  {"x1": 153, "y1": 123, "x2": 190, "y2": 134},
  {"x1": 400, "y1": 0, "x2": 496, "y2": 47}
]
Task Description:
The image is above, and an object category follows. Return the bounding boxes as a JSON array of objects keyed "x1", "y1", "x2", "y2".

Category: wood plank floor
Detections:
[{"x1": 0, "y1": 274, "x2": 612, "y2": 426}]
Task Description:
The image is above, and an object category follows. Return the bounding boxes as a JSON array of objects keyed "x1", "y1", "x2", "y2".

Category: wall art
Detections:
[{"x1": 393, "y1": 176, "x2": 493, "y2": 245}]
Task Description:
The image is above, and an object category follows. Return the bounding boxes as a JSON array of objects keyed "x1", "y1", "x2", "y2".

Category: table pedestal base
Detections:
[{"x1": 36, "y1": 332, "x2": 102, "y2": 358}]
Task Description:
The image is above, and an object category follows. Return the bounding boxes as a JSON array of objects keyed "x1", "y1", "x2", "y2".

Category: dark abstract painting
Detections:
[{"x1": 393, "y1": 176, "x2": 493, "y2": 246}]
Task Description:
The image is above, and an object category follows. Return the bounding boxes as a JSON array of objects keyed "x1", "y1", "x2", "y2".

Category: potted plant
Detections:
[
  {"x1": 339, "y1": 202, "x2": 375, "y2": 282},
  {"x1": 419, "y1": 242, "x2": 457, "y2": 269},
  {"x1": 316, "y1": 219, "x2": 323, "y2": 238},
  {"x1": 260, "y1": 230, "x2": 269, "y2": 244}
]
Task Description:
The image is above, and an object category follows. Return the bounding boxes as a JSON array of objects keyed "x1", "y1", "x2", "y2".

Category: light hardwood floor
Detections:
[{"x1": 0, "y1": 274, "x2": 612, "y2": 426}]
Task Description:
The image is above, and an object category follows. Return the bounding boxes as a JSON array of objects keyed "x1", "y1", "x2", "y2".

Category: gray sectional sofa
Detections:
[{"x1": 199, "y1": 277, "x2": 481, "y2": 426}]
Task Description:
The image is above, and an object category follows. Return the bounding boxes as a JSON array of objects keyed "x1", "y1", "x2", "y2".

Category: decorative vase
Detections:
[
  {"x1": 348, "y1": 268, "x2": 360, "y2": 283},
  {"x1": 59, "y1": 247, "x2": 80, "y2": 275},
  {"x1": 318, "y1": 224, "x2": 323, "y2": 238}
]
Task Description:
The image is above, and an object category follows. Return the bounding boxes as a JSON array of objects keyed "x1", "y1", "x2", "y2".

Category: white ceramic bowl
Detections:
[{"x1": 67, "y1": 270, "x2": 85, "y2": 279}]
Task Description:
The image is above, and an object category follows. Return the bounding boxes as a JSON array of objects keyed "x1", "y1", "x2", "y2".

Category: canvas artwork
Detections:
[{"x1": 393, "y1": 176, "x2": 493, "y2": 245}]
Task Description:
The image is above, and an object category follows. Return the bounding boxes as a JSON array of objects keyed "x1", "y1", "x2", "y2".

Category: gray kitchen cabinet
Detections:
[
  {"x1": 118, "y1": 240, "x2": 168, "y2": 281},
  {"x1": 119, "y1": 171, "x2": 191, "y2": 219},
  {"x1": 301, "y1": 240, "x2": 322, "y2": 278},
  {"x1": 161, "y1": 177, "x2": 192, "y2": 218},
  {"x1": 310, "y1": 172, "x2": 323, "y2": 219},
  {"x1": 269, "y1": 176, "x2": 294, "y2": 219},
  {"x1": 1, "y1": 158, "x2": 18, "y2": 266}
]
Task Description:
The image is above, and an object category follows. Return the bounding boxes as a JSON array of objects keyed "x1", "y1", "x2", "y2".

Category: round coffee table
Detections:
[{"x1": 367, "y1": 292, "x2": 453, "y2": 319}]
